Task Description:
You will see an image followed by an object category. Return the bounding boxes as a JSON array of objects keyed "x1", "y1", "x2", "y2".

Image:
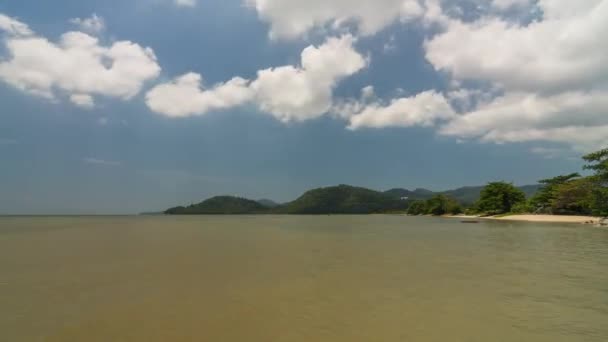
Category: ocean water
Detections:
[{"x1": 1, "y1": 215, "x2": 607, "y2": 341}]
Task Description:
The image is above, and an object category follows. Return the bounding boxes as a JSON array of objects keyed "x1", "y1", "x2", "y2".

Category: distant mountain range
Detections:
[
  {"x1": 164, "y1": 183, "x2": 541, "y2": 215},
  {"x1": 256, "y1": 199, "x2": 280, "y2": 208},
  {"x1": 384, "y1": 185, "x2": 541, "y2": 205}
]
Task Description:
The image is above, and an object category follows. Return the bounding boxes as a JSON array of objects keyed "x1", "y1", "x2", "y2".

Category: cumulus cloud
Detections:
[
  {"x1": 146, "y1": 73, "x2": 254, "y2": 117},
  {"x1": 245, "y1": 0, "x2": 428, "y2": 39},
  {"x1": 69, "y1": 13, "x2": 105, "y2": 34},
  {"x1": 0, "y1": 13, "x2": 160, "y2": 108},
  {"x1": 0, "y1": 14, "x2": 32, "y2": 36},
  {"x1": 336, "y1": 88, "x2": 455, "y2": 129},
  {"x1": 418, "y1": 0, "x2": 608, "y2": 151},
  {"x1": 425, "y1": 1, "x2": 608, "y2": 93},
  {"x1": 146, "y1": 35, "x2": 367, "y2": 122},
  {"x1": 70, "y1": 94, "x2": 95, "y2": 109},
  {"x1": 439, "y1": 91, "x2": 608, "y2": 151},
  {"x1": 251, "y1": 35, "x2": 367, "y2": 122}
]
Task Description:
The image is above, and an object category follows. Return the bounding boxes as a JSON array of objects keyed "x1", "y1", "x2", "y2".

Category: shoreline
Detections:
[{"x1": 448, "y1": 214, "x2": 603, "y2": 225}]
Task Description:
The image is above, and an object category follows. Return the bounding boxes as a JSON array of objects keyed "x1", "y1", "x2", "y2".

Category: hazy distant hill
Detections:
[
  {"x1": 385, "y1": 184, "x2": 541, "y2": 205},
  {"x1": 279, "y1": 184, "x2": 408, "y2": 214},
  {"x1": 165, "y1": 196, "x2": 268, "y2": 215},
  {"x1": 384, "y1": 188, "x2": 435, "y2": 200},
  {"x1": 257, "y1": 199, "x2": 279, "y2": 208},
  {"x1": 164, "y1": 184, "x2": 541, "y2": 215}
]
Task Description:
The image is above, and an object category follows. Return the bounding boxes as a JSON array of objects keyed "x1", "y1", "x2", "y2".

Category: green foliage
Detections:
[
  {"x1": 281, "y1": 185, "x2": 408, "y2": 214},
  {"x1": 406, "y1": 200, "x2": 428, "y2": 215},
  {"x1": 387, "y1": 185, "x2": 540, "y2": 206},
  {"x1": 583, "y1": 148, "x2": 608, "y2": 180},
  {"x1": 511, "y1": 200, "x2": 534, "y2": 214},
  {"x1": 530, "y1": 173, "x2": 581, "y2": 213},
  {"x1": 550, "y1": 178, "x2": 594, "y2": 215},
  {"x1": 583, "y1": 148, "x2": 608, "y2": 216},
  {"x1": 475, "y1": 182, "x2": 526, "y2": 215},
  {"x1": 406, "y1": 195, "x2": 462, "y2": 216},
  {"x1": 165, "y1": 196, "x2": 268, "y2": 215}
]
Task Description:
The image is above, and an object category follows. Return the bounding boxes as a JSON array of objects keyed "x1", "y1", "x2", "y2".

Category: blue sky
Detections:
[{"x1": 0, "y1": 0, "x2": 605, "y2": 214}]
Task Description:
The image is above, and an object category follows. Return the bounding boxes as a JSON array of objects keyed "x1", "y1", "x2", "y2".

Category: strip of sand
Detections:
[
  {"x1": 495, "y1": 215, "x2": 600, "y2": 224},
  {"x1": 449, "y1": 214, "x2": 602, "y2": 224}
]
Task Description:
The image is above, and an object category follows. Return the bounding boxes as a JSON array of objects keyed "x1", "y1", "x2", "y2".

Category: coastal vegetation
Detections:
[
  {"x1": 406, "y1": 195, "x2": 462, "y2": 216},
  {"x1": 164, "y1": 148, "x2": 607, "y2": 217},
  {"x1": 469, "y1": 148, "x2": 608, "y2": 217}
]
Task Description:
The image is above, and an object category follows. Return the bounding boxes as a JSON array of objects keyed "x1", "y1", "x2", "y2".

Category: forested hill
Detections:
[
  {"x1": 384, "y1": 185, "x2": 541, "y2": 205},
  {"x1": 164, "y1": 184, "x2": 540, "y2": 215},
  {"x1": 165, "y1": 185, "x2": 409, "y2": 215},
  {"x1": 165, "y1": 196, "x2": 268, "y2": 215},
  {"x1": 279, "y1": 185, "x2": 408, "y2": 214}
]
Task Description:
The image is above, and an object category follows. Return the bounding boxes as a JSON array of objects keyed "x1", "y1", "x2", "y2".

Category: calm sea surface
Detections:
[{"x1": 1, "y1": 215, "x2": 607, "y2": 341}]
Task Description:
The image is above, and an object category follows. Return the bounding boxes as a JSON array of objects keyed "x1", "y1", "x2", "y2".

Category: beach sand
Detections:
[{"x1": 449, "y1": 214, "x2": 602, "y2": 224}]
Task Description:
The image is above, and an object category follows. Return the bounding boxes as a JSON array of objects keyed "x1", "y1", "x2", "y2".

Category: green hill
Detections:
[
  {"x1": 164, "y1": 184, "x2": 541, "y2": 215},
  {"x1": 386, "y1": 185, "x2": 541, "y2": 205},
  {"x1": 279, "y1": 185, "x2": 408, "y2": 214},
  {"x1": 165, "y1": 196, "x2": 268, "y2": 215},
  {"x1": 257, "y1": 199, "x2": 279, "y2": 208},
  {"x1": 384, "y1": 188, "x2": 435, "y2": 200}
]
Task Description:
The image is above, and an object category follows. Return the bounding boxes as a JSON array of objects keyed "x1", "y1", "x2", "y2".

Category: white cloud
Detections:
[
  {"x1": 69, "y1": 13, "x2": 105, "y2": 34},
  {"x1": 146, "y1": 35, "x2": 367, "y2": 122},
  {"x1": 83, "y1": 157, "x2": 122, "y2": 166},
  {"x1": 175, "y1": 0, "x2": 197, "y2": 7},
  {"x1": 338, "y1": 89, "x2": 455, "y2": 129},
  {"x1": 440, "y1": 91, "x2": 608, "y2": 151},
  {"x1": 0, "y1": 14, "x2": 32, "y2": 36},
  {"x1": 0, "y1": 14, "x2": 161, "y2": 108},
  {"x1": 246, "y1": 0, "x2": 427, "y2": 40},
  {"x1": 425, "y1": 1, "x2": 607, "y2": 93},
  {"x1": 251, "y1": 35, "x2": 367, "y2": 122},
  {"x1": 417, "y1": 0, "x2": 608, "y2": 151},
  {"x1": 146, "y1": 73, "x2": 254, "y2": 117},
  {"x1": 70, "y1": 94, "x2": 95, "y2": 109}
]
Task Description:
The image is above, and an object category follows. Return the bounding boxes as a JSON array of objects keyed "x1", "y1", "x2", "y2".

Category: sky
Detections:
[{"x1": 0, "y1": 0, "x2": 606, "y2": 214}]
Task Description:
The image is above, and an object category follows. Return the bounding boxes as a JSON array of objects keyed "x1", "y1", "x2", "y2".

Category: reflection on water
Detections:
[{"x1": 1, "y1": 216, "x2": 607, "y2": 341}]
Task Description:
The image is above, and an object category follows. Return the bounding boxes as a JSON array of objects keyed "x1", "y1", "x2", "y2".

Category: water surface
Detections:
[{"x1": 1, "y1": 215, "x2": 607, "y2": 341}]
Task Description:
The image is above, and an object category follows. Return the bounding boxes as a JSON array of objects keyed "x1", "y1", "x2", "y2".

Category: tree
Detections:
[
  {"x1": 406, "y1": 196, "x2": 462, "y2": 216},
  {"x1": 551, "y1": 178, "x2": 593, "y2": 215},
  {"x1": 475, "y1": 182, "x2": 526, "y2": 215},
  {"x1": 407, "y1": 200, "x2": 428, "y2": 215},
  {"x1": 425, "y1": 195, "x2": 462, "y2": 216},
  {"x1": 530, "y1": 173, "x2": 581, "y2": 213},
  {"x1": 583, "y1": 148, "x2": 608, "y2": 217}
]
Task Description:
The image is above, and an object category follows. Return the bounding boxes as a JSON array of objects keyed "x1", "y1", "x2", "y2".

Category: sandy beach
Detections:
[{"x1": 449, "y1": 214, "x2": 603, "y2": 224}]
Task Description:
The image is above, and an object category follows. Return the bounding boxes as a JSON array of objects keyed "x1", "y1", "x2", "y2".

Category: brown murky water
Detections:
[{"x1": 1, "y1": 215, "x2": 607, "y2": 341}]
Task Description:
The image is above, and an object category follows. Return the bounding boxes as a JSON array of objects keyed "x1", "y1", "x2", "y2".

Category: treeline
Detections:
[
  {"x1": 406, "y1": 148, "x2": 608, "y2": 217},
  {"x1": 511, "y1": 148, "x2": 608, "y2": 217},
  {"x1": 406, "y1": 195, "x2": 463, "y2": 216},
  {"x1": 165, "y1": 185, "x2": 409, "y2": 215}
]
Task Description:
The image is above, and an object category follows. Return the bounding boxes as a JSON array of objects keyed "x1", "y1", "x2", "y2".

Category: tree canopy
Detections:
[
  {"x1": 475, "y1": 182, "x2": 526, "y2": 215},
  {"x1": 583, "y1": 148, "x2": 608, "y2": 216},
  {"x1": 406, "y1": 195, "x2": 462, "y2": 216}
]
